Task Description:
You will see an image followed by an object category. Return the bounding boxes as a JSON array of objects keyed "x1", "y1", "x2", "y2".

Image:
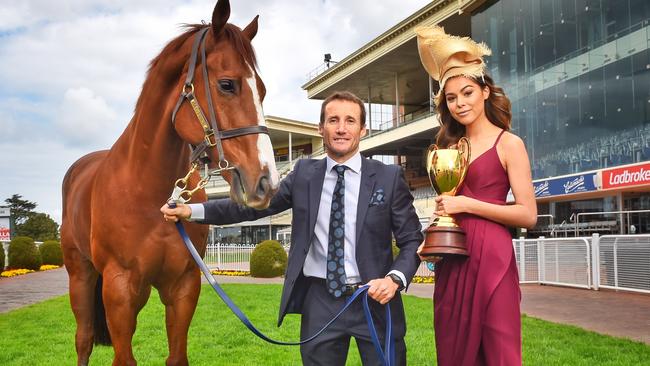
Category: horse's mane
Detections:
[{"x1": 135, "y1": 23, "x2": 257, "y2": 112}]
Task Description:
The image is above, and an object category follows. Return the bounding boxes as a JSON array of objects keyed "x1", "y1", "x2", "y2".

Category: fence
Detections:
[
  {"x1": 513, "y1": 234, "x2": 650, "y2": 294},
  {"x1": 204, "y1": 242, "x2": 435, "y2": 278},
  {"x1": 205, "y1": 243, "x2": 290, "y2": 271}
]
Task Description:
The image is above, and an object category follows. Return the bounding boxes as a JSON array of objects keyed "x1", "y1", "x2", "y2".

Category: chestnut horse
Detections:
[{"x1": 60, "y1": 1, "x2": 278, "y2": 365}]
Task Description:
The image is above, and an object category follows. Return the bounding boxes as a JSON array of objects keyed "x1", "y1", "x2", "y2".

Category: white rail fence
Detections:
[
  {"x1": 5, "y1": 235, "x2": 646, "y2": 294},
  {"x1": 513, "y1": 234, "x2": 650, "y2": 294},
  {"x1": 204, "y1": 242, "x2": 434, "y2": 278}
]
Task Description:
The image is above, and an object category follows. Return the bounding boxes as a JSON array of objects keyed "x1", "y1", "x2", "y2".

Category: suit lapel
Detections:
[
  {"x1": 308, "y1": 159, "x2": 327, "y2": 243},
  {"x1": 355, "y1": 158, "x2": 376, "y2": 246}
]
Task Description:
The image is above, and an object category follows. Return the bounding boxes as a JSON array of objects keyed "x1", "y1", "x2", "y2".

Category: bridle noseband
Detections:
[{"x1": 169, "y1": 26, "x2": 269, "y2": 202}]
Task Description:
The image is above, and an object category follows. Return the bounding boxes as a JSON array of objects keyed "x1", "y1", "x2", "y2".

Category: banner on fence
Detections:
[{"x1": 533, "y1": 172, "x2": 598, "y2": 198}]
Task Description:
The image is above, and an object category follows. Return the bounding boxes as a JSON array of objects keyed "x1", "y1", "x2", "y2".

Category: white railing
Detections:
[
  {"x1": 594, "y1": 234, "x2": 650, "y2": 294},
  {"x1": 204, "y1": 243, "x2": 290, "y2": 272},
  {"x1": 513, "y1": 234, "x2": 650, "y2": 294}
]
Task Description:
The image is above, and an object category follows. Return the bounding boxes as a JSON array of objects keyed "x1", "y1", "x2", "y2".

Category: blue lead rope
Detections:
[{"x1": 169, "y1": 204, "x2": 395, "y2": 365}]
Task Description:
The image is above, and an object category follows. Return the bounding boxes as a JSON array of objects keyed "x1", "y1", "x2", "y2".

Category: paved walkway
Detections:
[{"x1": 1, "y1": 268, "x2": 649, "y2": 344}]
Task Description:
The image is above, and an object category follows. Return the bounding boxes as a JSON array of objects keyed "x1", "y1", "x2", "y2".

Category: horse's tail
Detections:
[{"x1": 93, "y1": 275, "x2": 112, "y2": 346}]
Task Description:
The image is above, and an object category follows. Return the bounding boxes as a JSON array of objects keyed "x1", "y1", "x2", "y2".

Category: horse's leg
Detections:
[
  {"x1": 63, "y1": 245, "x2": 99, "y2": 366},
  {"x1": 158, "y1": 268, "x2": 201, "y2": 366},
  {"x1": 102, "y1": 265, "x2": 151, "y2": 366}
]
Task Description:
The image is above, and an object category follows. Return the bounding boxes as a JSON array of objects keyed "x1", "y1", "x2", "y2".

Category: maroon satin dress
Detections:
[{"x1": 434, "y1": 130, "x2": 521, "y2": 366}]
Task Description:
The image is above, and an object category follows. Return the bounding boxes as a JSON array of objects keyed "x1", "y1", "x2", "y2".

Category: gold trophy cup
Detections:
[{"x1": 421, "y1": 137, "x2": 471, "y2": 258}]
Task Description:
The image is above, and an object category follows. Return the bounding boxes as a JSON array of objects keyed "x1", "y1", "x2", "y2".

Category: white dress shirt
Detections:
[{"x1": 303, "y1": 154, "x2": 363, "y2": 284}]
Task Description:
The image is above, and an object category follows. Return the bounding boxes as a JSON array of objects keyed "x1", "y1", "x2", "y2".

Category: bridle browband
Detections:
[{"x1": 171, "y1": 26, "x2": 269, "y2": 169}]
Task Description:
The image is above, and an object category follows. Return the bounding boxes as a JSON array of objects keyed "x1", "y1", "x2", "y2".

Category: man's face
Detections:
[{"x1": 319, "y1": 100, "x2": 367, "y2": 163}]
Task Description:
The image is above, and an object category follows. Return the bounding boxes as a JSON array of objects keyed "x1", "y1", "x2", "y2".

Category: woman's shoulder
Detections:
[{"x1": 499, "y1": 130, "x2": 526, "y2": 151}]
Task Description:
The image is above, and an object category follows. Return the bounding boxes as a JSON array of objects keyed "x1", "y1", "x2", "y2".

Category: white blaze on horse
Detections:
[{"x1": 60, "y1": 1, "x2": 278, "y2": 365}]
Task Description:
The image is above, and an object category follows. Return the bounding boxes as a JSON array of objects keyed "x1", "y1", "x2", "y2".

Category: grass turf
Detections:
[{"x1": 1, "y1": 284, "x2": 649, "y2": 365}]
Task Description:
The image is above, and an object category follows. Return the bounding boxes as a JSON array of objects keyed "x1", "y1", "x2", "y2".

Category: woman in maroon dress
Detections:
[{"x1": 416, "y1": 26, "x2": 538, "y2": 365}]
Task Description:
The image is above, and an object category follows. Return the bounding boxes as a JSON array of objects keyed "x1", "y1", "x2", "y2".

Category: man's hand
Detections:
[
  {"x1": 366, "y1": 277, "x2": 399, "y2": 305},
  {"x1": 160, "y1": 203, "x2": 192, "y2": 222}
]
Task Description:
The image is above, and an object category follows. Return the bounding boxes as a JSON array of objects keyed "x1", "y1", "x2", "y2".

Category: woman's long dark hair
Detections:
[{"x1": 435, "y1": 74, "x2": 512, "y2": 148}]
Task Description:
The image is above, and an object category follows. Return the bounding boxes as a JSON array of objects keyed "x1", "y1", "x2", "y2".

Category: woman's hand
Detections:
[{"x1": 434, "y1": 195, "x2": 471, "y2": 216}]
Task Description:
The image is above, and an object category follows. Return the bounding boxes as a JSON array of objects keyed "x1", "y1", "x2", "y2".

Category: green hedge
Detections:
[
  {"x1": 250, "y1": 240, "x2": 287, "y2": 278},
  {"x1": 8, "y1": 236, "x2": 41, "y2": 270},
  {"x1": 39, "y1": 240, "x2": 63, "y2": 266}
]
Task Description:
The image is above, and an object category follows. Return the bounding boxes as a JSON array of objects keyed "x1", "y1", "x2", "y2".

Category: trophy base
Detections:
[{"x1": 421, "y1": 225, "x2": 469, "y2": 258}]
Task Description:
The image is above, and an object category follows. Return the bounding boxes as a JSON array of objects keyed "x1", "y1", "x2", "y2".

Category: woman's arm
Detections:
[{"x1": 435, "y1": 132, "x2": 537, "y2": 228}]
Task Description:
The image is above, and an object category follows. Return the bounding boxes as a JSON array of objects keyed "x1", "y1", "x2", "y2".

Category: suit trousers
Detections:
[{"x1": 300, "y1": 278, "x2": 406, "y2": 366}]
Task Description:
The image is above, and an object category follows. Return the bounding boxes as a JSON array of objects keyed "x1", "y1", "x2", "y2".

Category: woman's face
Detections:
[{"x1": 443, "y1": 76, "x2": 490, "y2": 126}]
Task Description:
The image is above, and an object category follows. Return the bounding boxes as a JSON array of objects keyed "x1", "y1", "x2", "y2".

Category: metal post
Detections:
[
  {"x1": 554, "y1": 241, "x2": 560, "y2": 282},
  {"x1": 217, "y1": 241, "x2": 222, "y2": 269},
  {"x1": 394, "y1": 72, "x2": 400, "y2": 126},
  {"x1": 617, "y1": 193, "x2": 624, "y2": 234},
  {"x1": 537, "y1": 236, "x2": 546, "y2": 283},
  {"x1": 519, "y1": 237, "x2": 526, "y2": 281},
  {"x1": 613, "y1": 239, "x2": 619, "y2": 288},
  {"x1": 368, "y1": 84, "x2": 372, "y2": 136},
  {"x1": 289, "y1": 132, "x2": 293, "y2": 170},
  {"x1": 591, "y1": 233, "x2": 600, "y2": 290}
]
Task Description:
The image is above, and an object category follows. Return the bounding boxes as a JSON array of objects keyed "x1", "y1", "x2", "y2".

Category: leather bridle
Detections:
[
  {"x1": 169, "y1": 26, "x2": 269, "y2": 202},
  {"x1": 171, "y1": 27, "x2": 269, "y2": 169}
]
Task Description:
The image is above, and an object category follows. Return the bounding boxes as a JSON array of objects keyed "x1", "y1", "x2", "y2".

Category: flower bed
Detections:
[
  {"x1": 1, "y1": 265, "x2": 60, "y2": 278},
  {"x1": 211, "y1": 269, "x2": 250, "y2": 277},
  {"x1": 411, "y1": 275, "x2": 435, "y2": 284}
]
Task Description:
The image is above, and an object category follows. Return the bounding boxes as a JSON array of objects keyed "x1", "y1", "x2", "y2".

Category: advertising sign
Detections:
[
  {"x1": 602, "y1": 162, "x2": 650, "y2": 190},
  {"x1": 0, "y1": 218, "x2": 10, "y2": 241},
  {"x1": 533, "y1": 172, "x2": 598, "y2": 198}
]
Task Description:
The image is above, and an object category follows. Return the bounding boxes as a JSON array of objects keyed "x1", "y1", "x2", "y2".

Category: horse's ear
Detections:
[
  {"x1": 242, "y1": 15, "x2": 259, "y2": 40},
  {"x1": 211, "y1": 0, "x2": 231, "y2": 38}
]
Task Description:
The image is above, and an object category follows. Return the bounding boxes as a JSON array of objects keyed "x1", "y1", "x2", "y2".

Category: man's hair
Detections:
[{"x1": 319, "y1": 91, "x2": 366, "y2": 126}]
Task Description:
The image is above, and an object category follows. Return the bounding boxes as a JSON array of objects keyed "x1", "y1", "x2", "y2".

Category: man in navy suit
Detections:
[{"x1": 162, "y1": 91, "x2": 422, "y2": 365}]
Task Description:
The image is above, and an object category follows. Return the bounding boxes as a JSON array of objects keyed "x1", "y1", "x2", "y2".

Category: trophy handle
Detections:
[
  {"x1": 426, "y1": 144, "x2": 439, "y2": 194},
  {"x1": 456, "y1": 137, "x2": 471, "y2": 188}
]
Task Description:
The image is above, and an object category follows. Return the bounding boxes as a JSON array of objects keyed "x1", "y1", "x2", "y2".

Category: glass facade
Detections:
[{"x1": 472, "y1": 0, "x2": 650, "y2": 180}]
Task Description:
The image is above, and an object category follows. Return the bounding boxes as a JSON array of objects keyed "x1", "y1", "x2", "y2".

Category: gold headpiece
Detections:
[{"x1": 415, "y1": 25, "x2": 491, "y2": 104}]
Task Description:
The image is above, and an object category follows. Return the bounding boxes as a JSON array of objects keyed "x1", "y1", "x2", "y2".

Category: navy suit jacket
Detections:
[{"x1": 200, "y1": 157, "x2": 423, "y2": 336}]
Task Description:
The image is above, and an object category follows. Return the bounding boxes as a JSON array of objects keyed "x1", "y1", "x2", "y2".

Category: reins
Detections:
[{"x1": 168, "y1": 202, "x2": 395, "y2": 366}]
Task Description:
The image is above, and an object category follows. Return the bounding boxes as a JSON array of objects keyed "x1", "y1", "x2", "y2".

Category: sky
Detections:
[{"x1": 0, "y1": 0, "x2": 430, "y2": 224}]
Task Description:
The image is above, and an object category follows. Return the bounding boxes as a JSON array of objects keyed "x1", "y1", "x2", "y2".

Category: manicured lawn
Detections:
[{"x1": 1, "y1": 284, "x2": 649, "y2": 365}]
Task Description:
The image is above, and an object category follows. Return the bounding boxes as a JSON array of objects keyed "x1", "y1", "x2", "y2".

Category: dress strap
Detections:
[{"x1": 493, "y1": 129, "x2": 506, "y2": 148}]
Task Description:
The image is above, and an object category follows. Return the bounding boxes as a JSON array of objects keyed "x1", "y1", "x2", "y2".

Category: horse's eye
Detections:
[{"x1": 218, "y1": 80, "x2": 235, "y2": 94}]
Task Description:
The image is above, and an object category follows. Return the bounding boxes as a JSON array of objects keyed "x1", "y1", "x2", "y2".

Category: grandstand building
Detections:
[
  {"x1": 208, "y1": 0, "x2": 650, "y2": 242},
  {"x1": 303, "y1": 0, "x2": 650, "y2": 237}
]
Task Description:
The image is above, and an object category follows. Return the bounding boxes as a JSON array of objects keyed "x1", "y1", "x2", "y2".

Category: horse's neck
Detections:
[{"x1": 108, "y1": 83, "x2": 189, "y2": 191}]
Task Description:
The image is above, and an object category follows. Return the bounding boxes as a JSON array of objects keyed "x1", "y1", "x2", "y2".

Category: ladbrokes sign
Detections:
[{"x1": 602, "y1": 163, "x2": 650, "y2": 189}]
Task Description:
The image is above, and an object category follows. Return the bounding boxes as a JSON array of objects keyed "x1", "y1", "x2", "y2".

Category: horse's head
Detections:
[{"x1": 172, "y1": 0, "x2": 278, "y2": 209}]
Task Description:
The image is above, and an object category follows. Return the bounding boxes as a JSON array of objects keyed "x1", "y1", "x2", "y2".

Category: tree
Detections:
[
  {"x1": 15, "y1": 213, "x2": 59, "y2": 241},
  {"x1": 4, "y1": 194, "x2": 37, "y2": 227}
]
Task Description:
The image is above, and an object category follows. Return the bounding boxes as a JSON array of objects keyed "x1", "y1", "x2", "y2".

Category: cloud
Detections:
[{"x1": 56, "y1": 87, "x2": 121, "y2": 147}]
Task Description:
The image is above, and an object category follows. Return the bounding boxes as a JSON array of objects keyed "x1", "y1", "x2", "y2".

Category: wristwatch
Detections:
[{"x1": 386, "y1": 273, "x2": 405, "y2": 291}]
